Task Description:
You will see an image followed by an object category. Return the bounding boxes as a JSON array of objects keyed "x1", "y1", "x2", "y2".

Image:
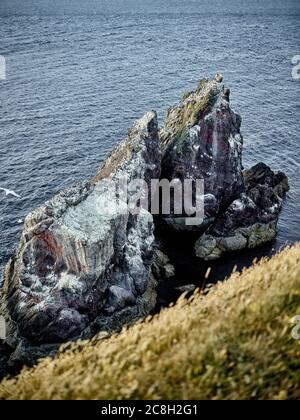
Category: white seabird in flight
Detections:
[{"x1": 0, "y1": 187, "x2": 21, "y2": 198}]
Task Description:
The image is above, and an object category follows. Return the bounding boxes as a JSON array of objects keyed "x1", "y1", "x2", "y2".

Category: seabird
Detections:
[{"x1": 0, "y1": 187, "x2": 21, "y2": 198}]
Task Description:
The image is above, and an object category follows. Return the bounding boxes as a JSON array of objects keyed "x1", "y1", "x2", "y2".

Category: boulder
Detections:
[{"x1": 152, "y1": 249, "x2": 175, "y2": 280}]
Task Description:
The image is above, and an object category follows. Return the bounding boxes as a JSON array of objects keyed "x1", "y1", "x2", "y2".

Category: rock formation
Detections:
[
  {"x1": 1, "y1": 111, "x2": 160, "y2": 370},
  {"x1": 195, "y1": 163, "x2": 289, "y2": 260},
  {"x1": 0, "y1": 75, "x2": 289, "y2": 376},
  {"x1": 160, "y1": 75, "x2": 244, "y2": 231},
  {"x1": 158, "y1": 75, "x2": 289, "y2": 259}
]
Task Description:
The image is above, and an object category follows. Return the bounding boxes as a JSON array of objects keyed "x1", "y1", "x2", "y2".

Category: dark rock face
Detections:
[
  {"x1": 0, "y1": 343, "x2": 10, "y2": 379},
  {"x1": 160, "y1": 76, "x2": 244, "y2": 229},
  {"x1": 1, "y1": 111, "x2": 161, "y2": 370},
  {"x1": 195, "y1": 163, "x2": 289, "y2": 260}
]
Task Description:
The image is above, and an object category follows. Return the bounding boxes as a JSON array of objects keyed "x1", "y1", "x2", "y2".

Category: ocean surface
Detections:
[{"x1": 0, "y1": 0, "x2": 300, "y2": 286}]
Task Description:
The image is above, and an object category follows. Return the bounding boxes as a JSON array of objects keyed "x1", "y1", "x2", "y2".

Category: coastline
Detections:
[{"x1": 1, "y1": 243, "x2": 299, "y2": 400}]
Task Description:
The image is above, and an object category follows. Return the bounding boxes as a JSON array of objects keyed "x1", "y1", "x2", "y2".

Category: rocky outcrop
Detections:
[
  {"x1": 0, "y1": 75, "x2": 289, "y2": 376},
  {"x1": 158, "y1": 74, "x2": 289, "y2": 259},
  {"x1": 195, "y1": 163, "x2": 289, "y2": 260},
  {"x1": 194, "y1": 163, "x2": 289, "y2": 260},
  {"x1": 160, "y1": 74, "x2": 244, "y2": 230},
  {"x1": 1, "y1": 111, "x2": 161, "y2": 370}
]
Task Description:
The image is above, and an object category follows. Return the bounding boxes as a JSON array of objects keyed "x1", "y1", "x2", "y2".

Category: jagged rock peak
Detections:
[
  {"x1": 160, "y1": 74, "x2": 233, "y2": 151},
  {"x1": 159, "y1": 75, "x2": 244, "y2": 228},
  {"x1": 94, "y1": 110, "x2": 159, "y2": 183}
]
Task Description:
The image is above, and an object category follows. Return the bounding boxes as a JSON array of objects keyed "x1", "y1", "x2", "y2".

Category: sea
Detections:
[{"x1": 0, "y1": 0, "x2": 299, "y2": 295}]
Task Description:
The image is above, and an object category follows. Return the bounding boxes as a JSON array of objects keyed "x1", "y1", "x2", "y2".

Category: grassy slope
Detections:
[{"x1": 1, "y1": 244, "x2": 300, "y2": 400}]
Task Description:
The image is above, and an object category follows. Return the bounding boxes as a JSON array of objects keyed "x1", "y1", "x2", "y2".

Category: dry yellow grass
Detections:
[{"x1": 1, "y1": 244, "x2": 300, "y2": 400}]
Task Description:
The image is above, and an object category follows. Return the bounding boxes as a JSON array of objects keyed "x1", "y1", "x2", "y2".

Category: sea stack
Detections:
[
  {"x1": 0, "y1": 76, "x2": 289, "y2": 374},
  {"x1": 158, "y1": 74, "x2": 289, "y2": 257},
  {"x1": 0, "y1": 111, "x2": 161, "y2": 370}
]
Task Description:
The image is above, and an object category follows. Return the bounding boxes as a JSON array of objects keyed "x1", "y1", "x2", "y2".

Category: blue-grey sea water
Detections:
[{"x1": 0, "y1": 0, "x2": 300, "y2": 283}]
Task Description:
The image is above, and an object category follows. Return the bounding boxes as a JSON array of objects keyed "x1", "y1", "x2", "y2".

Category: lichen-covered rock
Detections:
[
  {"x1": 195, "y1": 163, "x2": 289, "y2": 260},
  {"x1": 1, "y1": 111, "x2": 161, "y2": 368},
  {"x1": 160, "y1": 74, "x2": 244, "y2": 229},
  {"x1": 152, "y1": 249, "x2": 175, "y2": 280}
]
